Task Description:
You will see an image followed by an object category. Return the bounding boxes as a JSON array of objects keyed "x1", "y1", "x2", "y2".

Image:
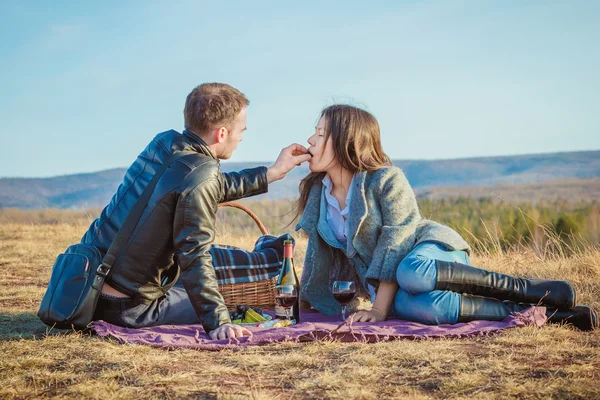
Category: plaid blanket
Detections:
[{"x1": 210, "y1": 233, "x2": 294, "y2": 285}]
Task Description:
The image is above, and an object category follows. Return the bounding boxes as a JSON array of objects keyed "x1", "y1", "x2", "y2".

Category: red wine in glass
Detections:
[
  {"x1": 275, "y1": 285, "x2": 297, "y2": 320},
  {"x1": 333, "y1": 292, "x2": 355, "y2": 305},
  {"x1": 276, "y1": 294, "x2": 297, "y2": 308},
  {"x1": 332, "y1": 281, "x2": 357, "y2": 321}
]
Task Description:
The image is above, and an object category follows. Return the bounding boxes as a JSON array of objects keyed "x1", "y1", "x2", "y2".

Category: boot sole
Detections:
[{"x1": 589, "y1": 306, "x2": 598, "y2": 331}]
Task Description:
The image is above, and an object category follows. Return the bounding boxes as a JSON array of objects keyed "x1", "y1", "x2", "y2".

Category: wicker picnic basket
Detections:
[{"x1": 216, "y1": 202, "x2": 277, "y2": 311}]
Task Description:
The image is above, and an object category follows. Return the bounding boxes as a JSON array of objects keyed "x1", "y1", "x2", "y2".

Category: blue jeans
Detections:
[
  {"x1": 392, "y1": 242, "x2": 470, "y2": 325},
  {"x1": 94, "y1": 281, "x2": 201, "y2": 328}
]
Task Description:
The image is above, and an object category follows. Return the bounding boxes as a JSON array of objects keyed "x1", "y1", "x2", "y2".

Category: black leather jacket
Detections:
[{"x1": 82, "y1": 129, "x2": 268, "y2": 332}]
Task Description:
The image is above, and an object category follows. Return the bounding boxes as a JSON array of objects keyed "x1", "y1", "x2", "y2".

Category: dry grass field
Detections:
[{"x1": 1, "y1": 212, "x2": 600, "y2": 399}]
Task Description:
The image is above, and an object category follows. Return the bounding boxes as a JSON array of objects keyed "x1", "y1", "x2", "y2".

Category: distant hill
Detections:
[
  {"x1": 1, "y1": 150, "x2": 598, "y2": 209},
  {"x1": 416, "y1": 178, "x2": 600, "y2": 203}
]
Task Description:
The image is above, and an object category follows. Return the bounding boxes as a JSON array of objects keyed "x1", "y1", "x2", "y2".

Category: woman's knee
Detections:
[{"x1": 396, "y1": 255, "x2": 437, "y2": 294}]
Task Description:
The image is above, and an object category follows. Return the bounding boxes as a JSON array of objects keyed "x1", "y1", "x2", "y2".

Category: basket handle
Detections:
[{"x1": 217, "y1": 202, "x2": 269, "y2": 235}]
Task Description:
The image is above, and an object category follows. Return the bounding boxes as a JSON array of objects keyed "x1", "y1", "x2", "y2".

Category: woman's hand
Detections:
[
  {"x1": 349, "y1": 308, "x2": 387, "y2": 323},
  {"x1": 349, "y1": 281, "x2": 397, "y2": 323}
]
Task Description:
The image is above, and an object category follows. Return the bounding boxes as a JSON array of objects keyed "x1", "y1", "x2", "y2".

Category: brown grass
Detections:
[{"x1": 1, "y1": 219, "x2": 599, "y2": 399}]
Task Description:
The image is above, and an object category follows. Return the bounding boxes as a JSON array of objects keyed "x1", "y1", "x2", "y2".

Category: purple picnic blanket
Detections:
[{"x1": 90, "y1": 306, "x2": 547, "y2": 351}]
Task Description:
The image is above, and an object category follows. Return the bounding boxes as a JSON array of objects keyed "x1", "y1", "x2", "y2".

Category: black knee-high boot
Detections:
[
  {"x1": 435, "y1": 260, "x2": 576, "y2": 309},
  {"x1": 458, "y1": 294, "x2": 598, "y2": 331}
]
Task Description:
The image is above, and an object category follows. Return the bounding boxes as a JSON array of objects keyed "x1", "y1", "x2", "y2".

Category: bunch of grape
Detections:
[{"x1": 230, "y1": 304, "x2": 263, "y2": 321}]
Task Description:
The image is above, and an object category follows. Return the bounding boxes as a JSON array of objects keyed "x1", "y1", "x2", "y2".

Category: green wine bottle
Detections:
[{"x1": 275, "y1": 240, "x2": 300, "y2": 323}]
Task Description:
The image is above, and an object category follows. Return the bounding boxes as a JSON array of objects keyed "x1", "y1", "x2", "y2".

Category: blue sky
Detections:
[{"x1": 1, "y1": 1, "x2": 598, "y2": 178}]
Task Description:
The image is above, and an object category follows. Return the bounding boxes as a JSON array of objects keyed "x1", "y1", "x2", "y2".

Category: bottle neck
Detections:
[{"x1": 284, "y1": 244, "x2": 293, "y2": 259}]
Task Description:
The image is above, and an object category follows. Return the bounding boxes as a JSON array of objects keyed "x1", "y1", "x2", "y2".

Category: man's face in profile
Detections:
[{"x1": 217, "y1": 107, "x2": 247, "y2": 160}]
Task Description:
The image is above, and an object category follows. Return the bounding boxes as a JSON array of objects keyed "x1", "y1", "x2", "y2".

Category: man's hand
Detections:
[
  {"x1": 349, "y1": 308, "x2": 387, "y2": 323},
  {"x1": 267, "y1": 143, "x2": 312, "y2": 183},
  {"x1": 208, "y1": 323, "x2": 253, "y2": 340}
]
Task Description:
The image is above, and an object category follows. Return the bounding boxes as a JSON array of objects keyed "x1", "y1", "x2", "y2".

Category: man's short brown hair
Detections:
[{"x1": 184, "y1": 83, "x2": 249, "y2": 135}]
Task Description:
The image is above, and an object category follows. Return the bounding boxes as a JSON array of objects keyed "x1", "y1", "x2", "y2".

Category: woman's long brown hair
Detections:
[{"x1": 295, "y1": 104, "x2": 392, "y2": 220}]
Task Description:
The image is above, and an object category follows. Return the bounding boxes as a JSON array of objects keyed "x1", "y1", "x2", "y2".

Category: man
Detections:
[{"x1": 85, "y1": 83, "x2": 311, "y2": 340}]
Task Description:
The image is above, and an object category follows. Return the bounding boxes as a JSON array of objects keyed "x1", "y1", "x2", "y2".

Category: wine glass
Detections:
[
  {"x1": 275, "y1": 285, "x2": 297, "y2": 320},
  {"x1": 332, "y1": 281, "x2": 357, "y2": 321}
]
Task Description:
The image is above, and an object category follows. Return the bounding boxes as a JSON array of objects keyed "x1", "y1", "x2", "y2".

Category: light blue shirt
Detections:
[{"x1": 321, "y1": 174, "x2": 354, "y2": 247}]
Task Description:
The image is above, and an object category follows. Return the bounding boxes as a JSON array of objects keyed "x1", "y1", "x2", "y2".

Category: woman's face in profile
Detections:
[{"x1": 307, "y1": 116, "x2": 337, "y2": 173}]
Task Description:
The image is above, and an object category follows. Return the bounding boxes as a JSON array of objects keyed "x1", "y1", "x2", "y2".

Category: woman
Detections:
[{"x1": 295, "y1": 104, "x2": 597, "y2": 330}]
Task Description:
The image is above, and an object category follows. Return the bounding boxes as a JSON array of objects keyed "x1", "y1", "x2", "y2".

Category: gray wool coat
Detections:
[{"x1": 295, "y1": 166, "x2": 470, "y2": 316}]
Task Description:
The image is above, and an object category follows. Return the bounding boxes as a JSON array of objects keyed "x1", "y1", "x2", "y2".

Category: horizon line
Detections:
[{"x1": 1, "y1": 148, "x2": 598, "y2": 180}]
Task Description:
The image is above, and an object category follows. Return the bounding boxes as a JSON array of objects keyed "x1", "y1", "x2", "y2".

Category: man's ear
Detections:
[
  {"x1": 216, "y1": 127, "x2": 228, "y2": 144},
  {"x1": 205, "y1": 127, "x2": 227, "y2": 144}
]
